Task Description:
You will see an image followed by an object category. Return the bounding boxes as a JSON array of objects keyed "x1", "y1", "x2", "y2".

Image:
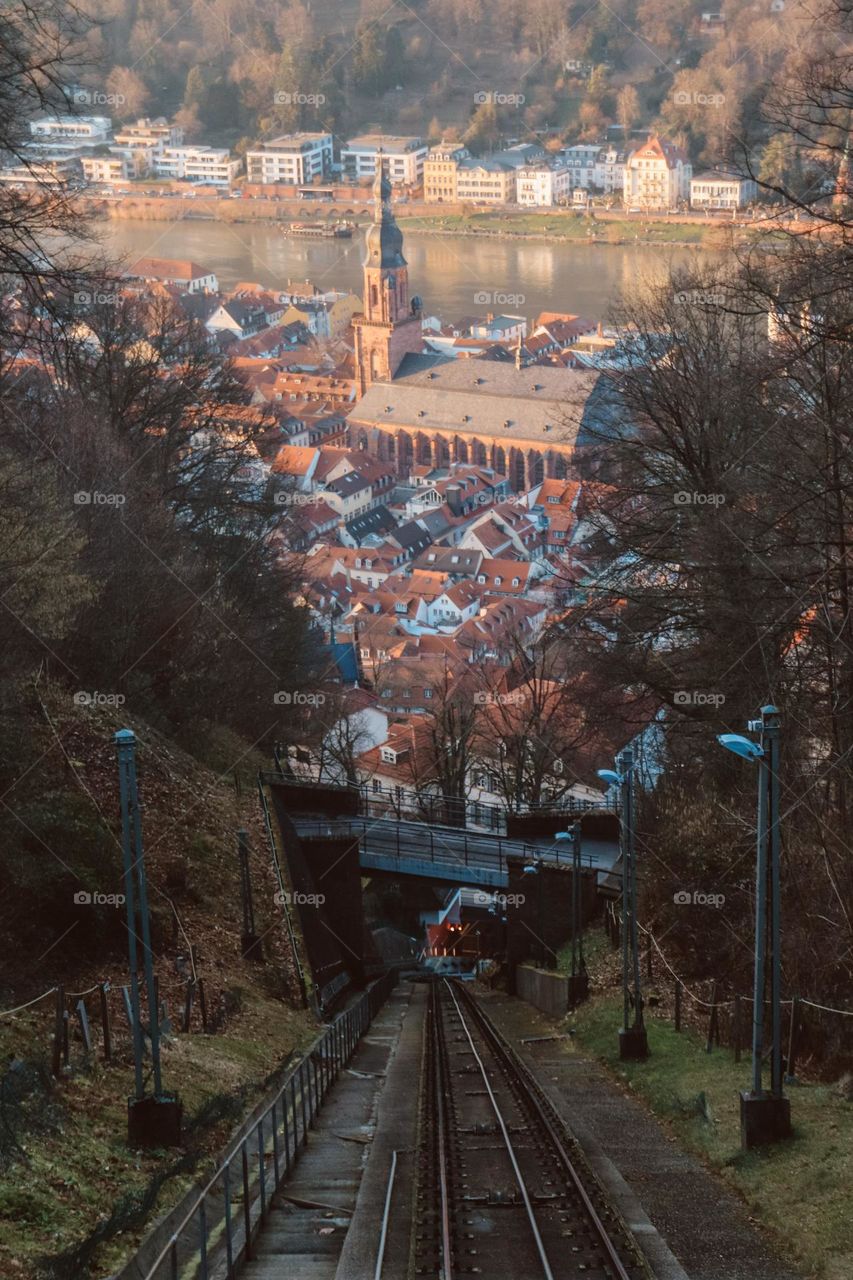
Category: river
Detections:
[{"x1": 95, "y1": 218, "x2": 707, "y2": 323}]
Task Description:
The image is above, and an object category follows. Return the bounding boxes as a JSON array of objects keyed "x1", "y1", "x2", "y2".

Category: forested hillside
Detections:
[{"x1": 81, "y1": 0, "x2": 826, "y2": 174}]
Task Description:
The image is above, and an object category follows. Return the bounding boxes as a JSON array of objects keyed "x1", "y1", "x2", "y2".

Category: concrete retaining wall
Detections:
[{"x1": 516, "y1": 964, "x2": 569, "y2": 1018}]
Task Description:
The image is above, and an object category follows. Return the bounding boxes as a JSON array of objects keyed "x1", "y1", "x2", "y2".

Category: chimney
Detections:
[{"x1": 597, "y1": 321, "x2": 604, "y2": 337}]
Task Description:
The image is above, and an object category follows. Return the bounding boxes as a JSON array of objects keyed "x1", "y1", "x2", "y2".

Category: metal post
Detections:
[
  {"x1": 573, "y1": 821, "x2": 585, "y2": 974},
  {"x1": 764, "y1": 706, "x2": 783, "y2": 1099},
  {"x1": 751, "y1": 738, "x2": 769, "y2": 1097},
  {"x1": 619, "y1": 749, "x2": 631, "y2": 1032},
  {"x1": 116, "y1": 733, "x2": 146, "y2": 1101},
  {"x1": 123, "y1": 731, "x2": 163, "y2": 1096},
  {"x1": 627, "y1": 754, "x2": 643, "y2": 1031}
]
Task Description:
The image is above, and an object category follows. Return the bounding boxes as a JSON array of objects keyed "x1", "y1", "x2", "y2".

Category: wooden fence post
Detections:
[
  {"x1": 674, "y1": 979, "x2": 682, "y2": 1032},
  {"x1": 733, "y1": 994, "x2": 742, "y2": 1064},
  {"x1": 198, "y1": 979, "x2": 208, "y2": 1033}
]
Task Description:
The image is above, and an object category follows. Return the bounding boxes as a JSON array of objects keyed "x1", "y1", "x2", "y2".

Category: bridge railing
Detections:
[
  {"x1": 261, "y1": 770, "x2": 601, "y2": 835},
  {"x1": 134, "y1": 971, "x2": 395, "y2": 1280},
  {"x1": 295, "y1": 816, "x2": 598, "y2": 881}
]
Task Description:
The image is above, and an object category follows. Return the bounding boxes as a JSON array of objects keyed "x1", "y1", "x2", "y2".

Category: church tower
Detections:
[{"x1": 353, "y1": 157, "x2": 423, "y2": 396}]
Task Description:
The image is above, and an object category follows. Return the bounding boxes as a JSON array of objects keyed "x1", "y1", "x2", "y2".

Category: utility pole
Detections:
[
  {"x1": 116, "y1": 730, "x2": 182, "y2": 1147},
  {"x1": 568, "y1": 820, "x2": 589, "y2": 1007},
  {"x1": 718, "y1": 705, "x2": 791, "y2": 1147},
  {"x1": 601, "y1": 747, "x2": 648, "y2": 1060}
]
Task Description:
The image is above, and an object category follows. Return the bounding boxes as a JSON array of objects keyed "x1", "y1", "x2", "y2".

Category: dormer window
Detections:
[{"x1": 380, "y1": 747, "x2": 397, "y2": 764}]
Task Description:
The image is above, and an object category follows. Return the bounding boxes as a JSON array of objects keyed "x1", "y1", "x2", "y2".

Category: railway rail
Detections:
[{"x1": 414, "y1": 979, "x2": 648, "y2": 1280}]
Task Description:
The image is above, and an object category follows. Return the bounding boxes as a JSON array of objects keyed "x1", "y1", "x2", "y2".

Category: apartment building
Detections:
[
  {"x1": 562, "y1": 143, "x2": 599, "y2": 189},
  {"x1": 340, "y1": 135, "x2": 428, "y2": 186},
  {"x1": 423, "y1": 143, "x2": 471, "y2": 202},
  {"x1": 456, "y1": 159, "x2": 515, "y2": 204},
  {"x1": 623, "y1": 135, "x2": 691, "y2": 210},
  {"x1": 245, "y1": 133, "x2": 333, "y2": 185},
  {"x1": 113, "y1": 118, "x2": 184, "y2": 148},
  {"x1": 0, "y1": 115, "x2": 114, "y2": 185},
  {"x1": 690, "y1": 169, "x2": 757, "y2": 208},
  {"x1": 592, "y1": 146, "x2": 626, "y2": 193},
  {"x1": 153, "y1": 145, "x2": 242, "y2": 186},
  {"x1": 515, "y1": 163, "x2": 571, "y2": 206}
]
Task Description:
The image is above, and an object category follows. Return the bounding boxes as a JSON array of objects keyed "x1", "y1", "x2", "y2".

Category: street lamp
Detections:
[
  {"x1": 717, "y1": 704, "x2": 791, "y2": 1148},
  {"x1": 555, "y1": 822, "x2": 588, "y2": 1006},
  {"x1": 598, "y1": 747, "x2": 648, "y2": 1060}
]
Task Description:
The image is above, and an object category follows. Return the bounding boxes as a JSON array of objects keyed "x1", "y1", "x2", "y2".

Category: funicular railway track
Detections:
[{"x1": 414, "y1": 980, "x2": 648, "y2": 1280}]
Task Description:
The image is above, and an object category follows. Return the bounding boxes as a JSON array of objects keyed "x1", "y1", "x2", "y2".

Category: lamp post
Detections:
[
  {"x1": 599, "y1": 748, "x2": 648, "y2": 1060},
  {"x1": 556, "y1": 821, "x2": 589, "y2": 1007},
  {"x1": 717, "y1": 705, "x2": 791, "y2": 1148},
  {"x1": 116, "y1": 730, "x2": 182, "y2": 1148}
]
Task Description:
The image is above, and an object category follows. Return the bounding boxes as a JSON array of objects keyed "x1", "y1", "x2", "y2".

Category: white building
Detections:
[
  {"x1": 113, "y1": 118, "x2": 184, "y2": 148},
  {"x1": 592, "y1": 146, "x2": 626, "y2": 193},
  {"x1": 124, "y1": 256, "x2": 219, "y2": 293},
  {"x1": 690, "y1": 170, "x2": 757, "y2": 209},
  {"x1": 81, "y1": 154, "x2": 132, "y2": 184},
  {"x1": 340, "y1": 135, "x2": 428, "y2": 186},
  {"x1": 515, "y1": 164, "x2": 571, "y2": 206},
  {"x1": 623, "y1": 135, "x2": 691, "y2": 210},
  {"x1": 29, "y1": 116, "x2": 112, "y2": 146},
  {"x1": 0, "y1": 115, "x2": 115, "y2": 186},
  {"x1": 153, "y1": 145, "x2": 242, "y2": 186},
  {"x1": 246, "y1": 134, "x2": 333, "y2": 185}
]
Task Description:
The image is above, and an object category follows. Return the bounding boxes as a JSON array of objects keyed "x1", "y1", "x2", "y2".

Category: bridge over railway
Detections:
[{"x1": 292, "y1": 814, "x2": 619, "y2": 888}]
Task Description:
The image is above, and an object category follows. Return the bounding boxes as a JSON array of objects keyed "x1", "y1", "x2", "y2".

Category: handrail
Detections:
[{"x1": 136, "y1": 970, "x2": 395, "y2": 1280}]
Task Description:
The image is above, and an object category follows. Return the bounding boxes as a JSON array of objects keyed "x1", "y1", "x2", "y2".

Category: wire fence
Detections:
[
  {"x1": 602, "y1": 903, "x2": 853, "y2": 1071},
  {"x1": 0, "y1": 973, "x2": 239, "y2": 1075}
]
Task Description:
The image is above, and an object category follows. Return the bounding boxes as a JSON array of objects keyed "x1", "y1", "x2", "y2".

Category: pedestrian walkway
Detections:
[{"x1": 238, "y1": 983, "x2": 413, "y2": 1280}]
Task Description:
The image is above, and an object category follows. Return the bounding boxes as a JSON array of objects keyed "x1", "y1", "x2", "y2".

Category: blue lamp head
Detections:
[
  {"x1": 522, "y1": 863, "x2": 538, "y2": 876},
  {"x1": 717, "y1": 733, "x2": 764, "y2": 761},
  {"x1": 597, "y1": 768, "x2": 622, "y2": 786},
  {"x1": 554, "y1": 831, "x2": 572, "y2": 841}
]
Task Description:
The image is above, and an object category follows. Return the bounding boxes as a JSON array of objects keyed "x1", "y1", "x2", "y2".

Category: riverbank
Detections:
[{"x1": 77, "y1": 192, "x2": 755, "y2": 250}]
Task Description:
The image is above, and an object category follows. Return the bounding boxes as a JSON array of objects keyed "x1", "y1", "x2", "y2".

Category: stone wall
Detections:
[{"x1": 516, "y1": 963, "x2": 570, "y2": 1017}]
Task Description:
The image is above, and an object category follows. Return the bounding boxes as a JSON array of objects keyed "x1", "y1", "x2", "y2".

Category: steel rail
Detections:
[
  {"x1": 430, "y1": 984, "x2": 456, "y2": 1280},
  {"x1": 451, "y1": 981, "x2": 635, "y2": 1280},
  {"x1": 441, "y1": 979, "x2": 556, "y2": 1280}
]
